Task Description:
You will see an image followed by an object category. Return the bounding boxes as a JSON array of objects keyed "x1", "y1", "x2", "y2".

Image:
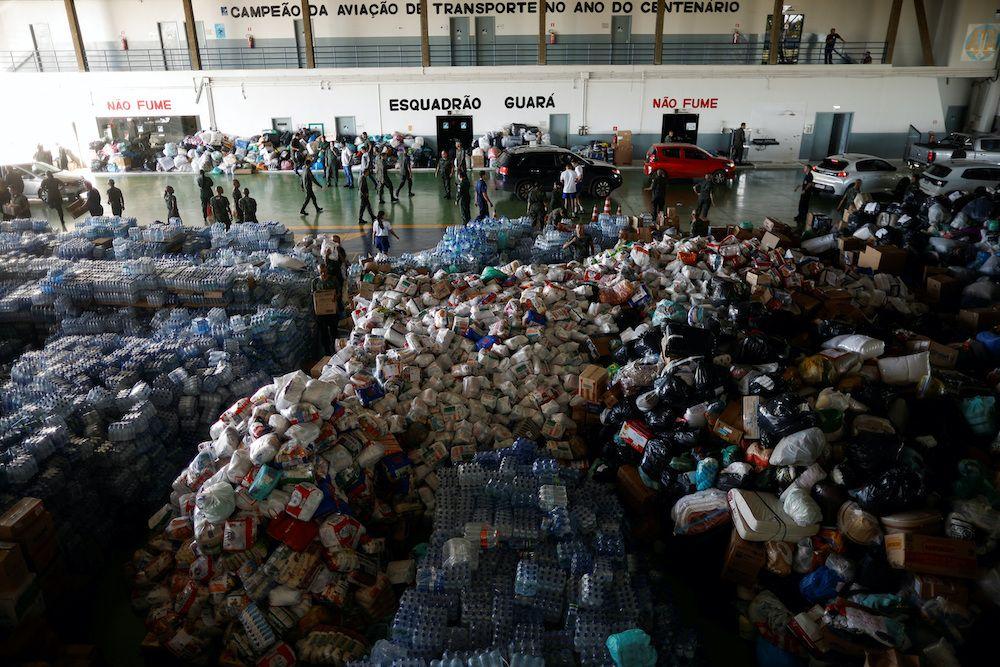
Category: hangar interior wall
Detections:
[{"x1": 0, "y1": 0, "x2": 996, "y2": 68}]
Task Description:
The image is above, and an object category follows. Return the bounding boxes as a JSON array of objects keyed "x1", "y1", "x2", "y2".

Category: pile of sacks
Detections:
[{"x1": 579, "y1": 228, "x2": 1000, "y2": 664}]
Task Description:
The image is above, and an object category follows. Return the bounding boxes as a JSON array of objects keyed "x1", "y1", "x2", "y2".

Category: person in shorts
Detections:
[
  {"x1": 372, "y1": 210, "x2": 399, "y2": 254},
  {"x1": 560, "y1": 162, "x2": 578, "y2": 218}
]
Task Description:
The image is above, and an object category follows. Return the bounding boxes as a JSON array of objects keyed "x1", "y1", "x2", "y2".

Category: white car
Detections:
[
  {"x1": 810, "y1": 154, "x2": 900, "y2": 197},
  {"x1": 1, "y1": 162, "x2": 87, "y2": 202},
  {"x1": 918, "y1": 160, "x2": 1000, "y2": 196}
]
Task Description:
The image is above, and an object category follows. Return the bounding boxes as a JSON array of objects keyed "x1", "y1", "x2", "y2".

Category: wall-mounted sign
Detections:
[
  {"x1": 652, "y1": 96, "x2": 719, "y2": 109},
  {"x1": 214, "y1": 24, "x2": 227, "y2": 38},
  {"x1": 387, "y1": 93, "x2": 556, "y2": 112},
  {"x1": 101, "y1": 97, "x2": 175, "y2": 113},
  {"x1": 962, "y1": 23, "x2": 999, "y2": 62}
]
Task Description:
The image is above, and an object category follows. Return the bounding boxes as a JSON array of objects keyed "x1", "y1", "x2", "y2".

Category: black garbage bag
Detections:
[
  {"x1": 728, "y1": 301, "x2": 767, "y2": 330},
  {"x1": 709, "y1": 277, "x2": 746, "y2": 306},
  {"x1": 633, "y1": 328, "x2": 664, "y2": 359},
  {"x1": 757, "y1": 393, "x2": 818, "y2": 447},
  {"x1": 654, "y1": 373, "x2": 693, "y2": 408},
  {"x1": 640, "y1": 438, "x2": 671, "y2": 480},
  {"x1": 692, "y1": 358, "x2": 727, "y2": 401},
  {"x1": 734, "y1": 333, "x2": 773, "y2": 365},
  {"x1": 603, "y1": 400, "x2": 641, "y2": 429},
  {"x1": 837, "y1": 432, "x2": 902, "y2": 489},
  {"x1": 752, "y1": 466, "x2": 779, "y2": 492},
  {"x1": 745, "y1": 371, "x2": 785, "y2": 397},
  {"x1": 962, "y1": 195, "x2": 993, "y2": 223},
  {"x1": 663, "y1": 428, "x2": 703, "y2": 452},
  {"x1": 645, "y1": 407, "x2": 676, "y2": 432},
  {"x1": 815, "y1": 318, "x2": 857, "y2": 340},
  {"x1": 613, "y1": 341, "x2": 636, "y2": 365},
  {"x1": 853, "y1": 466, "x2": 927, "y2": 515},
  {"x1": 854, "y1": 548, "x2": 896, "y2": 592},
  {"x1": 612, "y1": 306, "x2": 646, "y2": 333},
  {"x1": 662, "y1": 322, "x2": 714, "y2": 357},
  {"x1": 717, "y1": 465, "x2": 753, "y2": 491}
]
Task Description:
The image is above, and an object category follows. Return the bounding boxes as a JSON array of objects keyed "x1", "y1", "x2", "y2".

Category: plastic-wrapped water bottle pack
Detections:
[
  {"x1": 0, "y1": 230, "x2": 55, "y2": 255},
  {"x1": 1, "y1": 218, "x2": 52, "y2": 233},
  {"x1": 210, "y1": 221, "x2": 294, "y2": 253}
]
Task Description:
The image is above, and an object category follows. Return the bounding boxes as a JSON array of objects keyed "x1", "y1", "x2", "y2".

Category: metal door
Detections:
[
  {"x1": 610, "y1": 16, "x2": 631, "y2": 64},
  {"x1": 335, "y1": 116, "x2": 357, "y2": 141},
  {"x1": 158, "y1": 22, "x2": 184, "y2": 70},
  {"x1": 272, "y1": 118, "x2": 292, "y2": 133},
  {"x1": 810, "y1": 112, "x2": 835, "y2": 161},
  {"x1": 294, "y1": 19, "x2": 306, "y2": 68},
  {"x1": 661, "y1": 114, "x2": 699, "y2": 144},
  {"x1": 450, "y1": 17, "x2": 471, "y2": 66},
  {"x1": 29, "y1": 23, "x2": 56, "y2": 72},
  {"x1": 549, "y1": 114, "x2": 569, "y2": 148},
  {"x1": 475, "y1": 17, "x2": 495, "y2": 66},
  {"x1": 828, "y1": 112, "x2": 853, "y2": 155}
]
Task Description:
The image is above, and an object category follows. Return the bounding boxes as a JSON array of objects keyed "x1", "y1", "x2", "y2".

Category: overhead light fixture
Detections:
[{"x1": 833, "y1": 105, "x2": 841, "y2": 110}]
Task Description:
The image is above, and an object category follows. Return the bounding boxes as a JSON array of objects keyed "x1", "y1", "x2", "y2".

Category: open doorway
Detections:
[
  {"x1": 810, "y1": 111, "x2": 853, "y2": 160},
  {"x1": 762, "y1": 13, "x2": 804, "y2": 64},
  {"x1": 661, "y1": 113, "x2": 699, "y2": 144},
  {"x1": 437, "y1": 115, "x2": 474, "y2": 153}
]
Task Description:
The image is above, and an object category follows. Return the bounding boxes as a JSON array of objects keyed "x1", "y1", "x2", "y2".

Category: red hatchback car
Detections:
[{"x1": 643, "y1": 143, "x2": 736, "y2": 183}]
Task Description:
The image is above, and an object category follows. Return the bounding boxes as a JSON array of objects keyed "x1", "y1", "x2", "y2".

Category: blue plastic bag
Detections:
[{"x1": 606, "y1": 629, "x2": 656, "y2": 667}]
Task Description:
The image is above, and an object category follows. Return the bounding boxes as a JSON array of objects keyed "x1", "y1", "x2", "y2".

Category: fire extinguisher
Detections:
[
  {"x1": 732, "y1": 29, "x2": 742, "y2": 45},
  {"x1": 120, "y1": 31, "x2": 128, "y2": 51},
  {"x1": 548, "y1": 30, "x2": 556, "y2": 45},
  {"x1": 247, "y1": 32, "x2": 255, "y2": 49}
]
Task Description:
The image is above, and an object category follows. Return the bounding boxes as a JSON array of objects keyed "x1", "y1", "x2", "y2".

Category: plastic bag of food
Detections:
[
  {"x1": 837, "y1": 501, "x2": 882, "y2": 544},
  {"x1": 854, "y1": 466, "x2": 926, "y2": 515},
  {"x1": 195, "y1": 481, "x2": 236, "y2": 524},
  {"x1": 782, "y1": 486, "x2": 822, "y2": 527},
  {"x1": 765, "y1": 540, "x2": 793, "y2": 575},
  {"x1": 769, "y1": 427, "x2": 828, "y2": 467},
  {"x1": 757, "y1": 394, "x2": 818, "y2": 447}
]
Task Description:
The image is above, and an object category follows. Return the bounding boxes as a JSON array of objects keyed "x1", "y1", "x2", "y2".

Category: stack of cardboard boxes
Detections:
[{"x1": 0, "y1": 499, "x2": 58, "y2": 631}]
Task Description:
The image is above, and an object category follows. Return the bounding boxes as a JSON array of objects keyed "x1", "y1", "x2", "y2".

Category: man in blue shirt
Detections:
[{"x1": 474, "y1": 171, "x2": 493, "y2": 222}]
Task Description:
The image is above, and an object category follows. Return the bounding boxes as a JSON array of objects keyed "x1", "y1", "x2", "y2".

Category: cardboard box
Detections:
[
  {"x1": 837, "y1": 237, "x2": 865, "y2": 252},
  {"x1": 577, "y1": 365, "x2": 609, "y2": 403},
  {"x1": 957, "y1": 306, "x2": 1000, "y2": 331},
  {"x1": 858, "y1": 245, "x2": 907, "y2": 274},
  {"x1": 884, "y1": 533, "x2": 977, "y2": 579},
  {"x1": 356, "y1": 282, "x2": 375, "y2": 300},
  {"x1": 0, "y1": 543, "x2": 30, "y2": 593},
  {"x1": 312, "y1": 289, "x2": 339, "y2": 315},
  {"x1": 763, "y1": 217, "x2": 792, "y2": 234},
  {"x1": 721, "y1": 529, "x2": 766, "y2": 585},
  {"x1": 925, "y1": 274, "x2": 962, "y2": 304},
  {"x1": 471, "y1": 154, "x2": 485, "y2": 169},
  {"x1": 742, "y1": 395, "x2": 760, "y2": 440},
  {"x1": 0, "y1": 573, "x2": 43, "y2": 627},
  {"x1": 711, "y1": 400, "x2": 744, "y2": 445},
  {"x1": 21, "y1": 533, "x2": 57, "y2": 572},
  {"x1": 745, "y1": 271, "x2": 773, "y2": 288},
  {"x1": 616, "y1": 464, "x2": 656, "y2": 514},
  {"x1": 854, "y1": 192, "x2": 873, "y2": 209},
  {"x1": 912, "y1": 573, "x2": 969, "y2": 605},
  {"x1": 618, "y1": 420, "x2": 652, "y2": 454},
  {"x1": 760, "y1": 231, "x2": 792, "y2": 250},
  {"x1": 0, "y1": 498, "x2": 46, "y2": 542},
  {"x1": 310, "y1": 356, "x2": 331, "y2": 379}
]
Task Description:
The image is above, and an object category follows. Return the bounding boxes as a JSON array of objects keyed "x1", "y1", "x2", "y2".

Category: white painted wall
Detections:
[{"x1": 0, "y1": 65, "x2": 970, "y2": 162}]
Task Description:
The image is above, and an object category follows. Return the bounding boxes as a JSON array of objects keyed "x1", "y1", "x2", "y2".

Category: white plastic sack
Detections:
[
  {"x1": 877, "y1": 351, "x2": 930, "y2": 385},
  {"x1": 269, "y1": 253, "x2": 307, "y2": 271},
  {"x1": 195, "y1": 481, "x2": 236, "y2": 523},
  {"x1": 781, "y1": 486, "x2": 822, "y2": 527},
  {"x1": 823, "y1": 334, "x2": 885, "y2": 360},
  {"x1": 769, "y1": 427, "x2": 828, "y2": 466},
  {"x1": 274, "y1": 371, "x2": 309, "y2": 411}
]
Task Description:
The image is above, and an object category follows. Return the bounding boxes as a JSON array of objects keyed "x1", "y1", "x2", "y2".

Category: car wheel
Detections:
[
  {"x1": 514, "y1": 180, "x2": 535, "y2": 201},
  {"x1": 590, "y1": 178, "x2": 612, "y2": 198},
  {"x1": 711, "y1": 170, "x2": 726, "y2": 184},
  {"x1": 38, "y1": 184, "x2": 49, "y2": 204}
]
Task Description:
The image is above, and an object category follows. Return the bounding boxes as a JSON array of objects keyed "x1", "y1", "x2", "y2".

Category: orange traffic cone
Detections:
[
  {"x1": 603, "y1": 198, "x2": 612, "y2": 215},
  {"x1": 591, "y1": 206, "x2": 598, "y2": 223}
]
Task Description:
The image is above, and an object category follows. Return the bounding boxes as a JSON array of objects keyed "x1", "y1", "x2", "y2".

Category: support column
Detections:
[
  {"x1": 768, "y1": 0, "x2": 782, "y2": 65},
  {"x1": 182, "y1": 0, "x2": 201, "y2": 70},
  {"x1": 63, "y1": 0, "x2": 86, "y2": 72},
  {"x1": 420, "y1": 0, "x2": 430, "y2": 66},
  {"x1": 913, "y1": 0, "x2": 934, "y2": 66},
  {"x1": 538, "y1": 0, "x2": 547, "y2": 65},
  {"x1": 653, "y1": 0, "x2": 664, "y2": 65},
  {"x1": 301, "y1": 0, "x2": 315, "y2": 68},
  {"x1": 883, "y1": 0, "x2": 902, "y2": 64}
]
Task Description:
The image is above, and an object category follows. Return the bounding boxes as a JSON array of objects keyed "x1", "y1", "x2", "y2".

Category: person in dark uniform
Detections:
[
  {"x1": 84, "y1": 181, "x2": 103, "y2": 216},
  {"x1": 474, "y1": 171, "x2": 493, "y2": 222},
  {"x1": 358, "y1": 167, "x2": 376, "y2": 224},
  {"x1": 731, "y1": 122, "x2": 747, "y2": 164},
  {"x1": 396, "y1": 150, "x2": 414, "y2": 198},
  {"x1": 232, "y1": 178, "x2": 244, "y2": 223},
  {"x1": 526, "y1": 183, "x2": 546, "y2": 230},
  {"x1": 456, "y1": 169, "x2": 472, "y2": 224},
  {"x1": 794, "y1": 164, "x2": 814, "y2": 229},
  {"x1": 57, "y1": 144, "x2": 71, "y2": 171},
  {"x1": 197, "y1": 169, "x2": 214, "y2": 222},
  {"x1": 4, "y1": 167, "x2": 24, "y2": 196},
  {"x1": 322, "y1": 139, "x2": 339, "y2": 188},
  {"x1": 107, "y1": 179, "x2": 124, "y2": 217},
  {"x1": 238, "y1": 188, "x2": 258, "y2": 223},
  {"x1": 548, "y1": 181, "x2": 563, "y2": 217},
  {"x1": 210, "y1": 186, "x2": 233, "y2": 230},
  {"x1": 376, "y1": 147, "x2": 398, "y2": 205},
  {"x1": 34, "y1": 144, "x2": 53, "y2": 166},
  {"x1": 646, "y1": 169, "x2": 667, "y2": 221},
  {"x1": 164, "y1": 185, "x2": 180, "y2": 219},
  {"x1": 453, "y1": 140, "x2": 468, "y2": 184},
  {"x1": 41, "y1": 171, "x2": 64, "y2": 227},
  {"x1": 291, "y1": 131, "x2": 306, "y2": 175},
  {"x1": 5, "y1": 186, "x2": 30, "y2": 219},
  {"x1": 837, "y1": 178, "x2": 862, "y2": 214},
  {"x1": 0, "y1": 184, "x2": 12, "y2": 221},
  {"x1": 300, "y1": 158, "x2": 323, "y2": 215},
  {"x1": 693, "y1": 173, "x2": 714, "y2": 222},
  {"x1": 824, "y1": 28, "x2": 844, "y2": 64},
  {"x1": 436, "y1": 150, "x2": 453, "y2": 199}
]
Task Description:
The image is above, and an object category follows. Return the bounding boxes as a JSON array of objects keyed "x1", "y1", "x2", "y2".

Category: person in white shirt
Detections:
[
  {"x1": 573, "y1": 161, "x2": 585, "y2": 213},
  {"x1": 340, "y1": 145, "x2": 354, "y2": 188},
  {"x1": 560, "y1": 162, "x2": 578, "y2": 218},
  {"x1": 372, "y1": 210, "x2": 399, "y2": 254}
]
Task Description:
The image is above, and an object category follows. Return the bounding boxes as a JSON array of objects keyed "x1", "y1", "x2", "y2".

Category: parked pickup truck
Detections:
[{"x1": 906, "y1": 132, "x2": 1000, "y2": 169}]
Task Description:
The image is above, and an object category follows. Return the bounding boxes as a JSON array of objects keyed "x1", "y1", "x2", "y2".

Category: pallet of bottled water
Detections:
[
  {"x1": 360, "y1": 437, "x2": 650, "y2": 666},
  {"x1": 73, "y1": 216, "x2": 138, "y2": 239},
  {"x1": 1, "y1": 219, "x2": 51, "y2": 233}
]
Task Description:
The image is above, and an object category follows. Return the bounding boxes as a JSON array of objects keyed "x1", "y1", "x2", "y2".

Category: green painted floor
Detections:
[{"x1": 30, "y1": 167, "x2": 842, "y2": 258}]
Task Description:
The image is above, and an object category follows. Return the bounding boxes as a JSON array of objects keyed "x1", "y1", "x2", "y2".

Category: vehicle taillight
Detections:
[
  {"x1": 837, "y1": 171, "x2": 847, "y2": 177},
  {"x1": 928, "y1": 151, "x2": 936, "y2": 162},
  {"x1": 811, "y1": 165, "x2": 817, "y2": 171},
  {"x1": 498, "y1": 166, "x2": 508, "y2": 176}
]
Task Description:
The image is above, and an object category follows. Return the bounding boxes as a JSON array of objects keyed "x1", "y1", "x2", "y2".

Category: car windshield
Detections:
[
  {"x1": 818, "y1": 158, "x2": 849, "y2": 171},
  {"x1": 9, "y1": 162, "x2": 60, "y2": 177},
  {"x1": 925, "y1": 165, "x2": 952, "y2": 177},
  {"x1": 938, "y1": 133, "x2": 971, "y2": 146}
]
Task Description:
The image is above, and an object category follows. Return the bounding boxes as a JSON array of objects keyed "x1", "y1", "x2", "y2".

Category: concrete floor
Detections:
[{"x1": 29, "y1": 167, "x2": 842, "y2": 258}]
